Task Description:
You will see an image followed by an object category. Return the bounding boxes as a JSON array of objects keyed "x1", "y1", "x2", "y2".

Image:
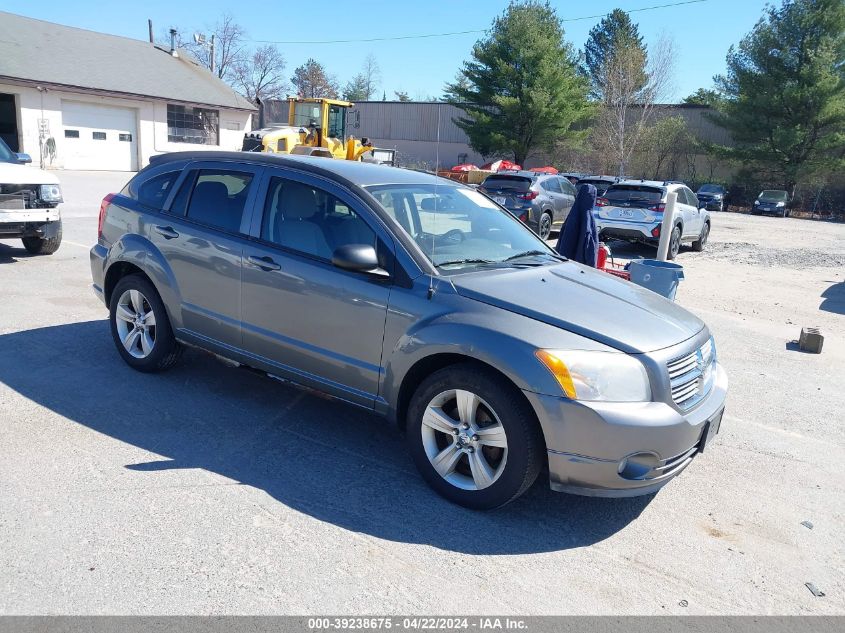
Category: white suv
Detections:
[
  {"x1": 0, "y1": 137, "x2": 63, "y2": 254},
  {"x1": 593, "y1": 180, "x2": 710, "y2": 259}
]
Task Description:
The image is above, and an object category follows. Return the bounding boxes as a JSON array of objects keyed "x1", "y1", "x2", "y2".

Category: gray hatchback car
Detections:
[
  {"x1": 91, "y1": 152, "x2": 727, "y2": 509},
  {"x1": 478, "y1": 171, "x2": 576, "y2": 240}
]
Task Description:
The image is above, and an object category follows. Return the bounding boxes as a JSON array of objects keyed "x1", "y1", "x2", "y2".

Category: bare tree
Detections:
[
  {"x1": 233, "y1": 45, "x2": 289, "y2": 103},
  {"x1": 594, "y1": 32, "x2": 676, "y2": 177},
  {"x1": 361, "y1": 54, "x2": 381, "y2": 101}
]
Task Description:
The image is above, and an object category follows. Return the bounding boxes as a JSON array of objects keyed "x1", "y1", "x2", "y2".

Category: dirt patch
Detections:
[{"x1": 699, "y1": 242, "x2": 845, "y2": 269}]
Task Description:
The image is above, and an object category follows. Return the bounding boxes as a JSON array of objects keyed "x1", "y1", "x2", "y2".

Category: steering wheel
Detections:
[{"x1": 440, "y1": 229, "x2": 465, "y2": 244}]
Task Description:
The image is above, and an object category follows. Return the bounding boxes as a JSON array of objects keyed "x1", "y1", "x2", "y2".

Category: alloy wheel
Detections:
[
  {"x1": 420, "y1": 389, "x2": 508, "y2": 491},
  {"x1": 539, "y1": 213, "x2": 552, "y2": 240},
  {"x1": 114, "y1": 289, "x2": 156, "y2": 359}
]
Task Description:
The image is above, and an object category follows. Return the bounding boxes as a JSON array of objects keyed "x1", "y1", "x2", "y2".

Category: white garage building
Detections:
[{"x1": 0, "y1": 11, "x2": 255, "y2": 172}]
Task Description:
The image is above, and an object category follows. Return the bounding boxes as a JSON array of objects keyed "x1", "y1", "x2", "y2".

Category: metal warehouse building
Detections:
[
  {"x1": 264, "y1": 99, "x2": 730, "y2": 170},
  {"x1": 0, "y1": 11, "x2": 255, "y2": 171}
]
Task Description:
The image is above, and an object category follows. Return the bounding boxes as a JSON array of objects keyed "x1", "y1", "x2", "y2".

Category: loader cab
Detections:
[{"x1": 289, "y1": 98, "x2": 349, "y2": 142}]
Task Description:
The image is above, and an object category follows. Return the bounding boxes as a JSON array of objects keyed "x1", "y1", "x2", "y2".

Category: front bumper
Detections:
[
  {"x1": 594, "y1": 218, "x2": 659, "y2": 244},
  {"x1": 698, "y1": 198, "x2": 722, "y2": 211},
  {"x1": 524, "y1": 362, "x2": 728, "y2": 497}
]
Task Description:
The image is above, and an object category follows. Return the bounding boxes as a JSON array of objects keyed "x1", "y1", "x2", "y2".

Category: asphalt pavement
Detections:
[{"x1": 0, "y1": 170, "x2": 842, "y2": 615}]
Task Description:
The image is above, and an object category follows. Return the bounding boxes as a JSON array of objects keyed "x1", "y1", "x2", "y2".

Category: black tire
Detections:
[
  {"x1": 667, "y1": 225, "x2": 682, "y2": 260},
  {"x1": 109, "y1": 274, "x2": 182, "y2": 373},
  {"x1": 538, "y1": 211, "x2": 553, "y2": 240},
  {"x1": 22, "y1": 221, "x2": 62, "y2": 255},
  {"x1": 406, "y1": 363, "x2": 544, "y2": 510},
  {"x1": 692, "y1": 221, "x2": 710, "y2": 252}
]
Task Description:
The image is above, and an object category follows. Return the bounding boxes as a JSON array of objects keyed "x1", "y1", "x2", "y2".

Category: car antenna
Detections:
[{"x1": 427, "y1": 103, "x2": 441, "y2": 300}]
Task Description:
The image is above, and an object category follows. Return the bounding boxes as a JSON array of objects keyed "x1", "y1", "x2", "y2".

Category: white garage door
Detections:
[{"x1": 61, "y1": 101, "x2": 138, "y2": 171}]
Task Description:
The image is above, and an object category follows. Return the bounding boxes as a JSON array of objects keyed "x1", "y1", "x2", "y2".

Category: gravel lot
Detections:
[{"x1": 0, "y1": 171, "x2": 843, "y2": 615}]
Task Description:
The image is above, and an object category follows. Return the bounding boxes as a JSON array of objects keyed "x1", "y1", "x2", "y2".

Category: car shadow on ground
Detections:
[
  {"x1": 820, "y1": 281, "x2": 845, "y2": 315},
  {"x1": 0, "y1": 320, "x2": 654, "y2": 555},
  {"x1": 0, "y1": 242, "x2": 34, "y2": 264}
]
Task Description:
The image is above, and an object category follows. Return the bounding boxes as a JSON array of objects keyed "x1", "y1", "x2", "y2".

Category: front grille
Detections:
[
  {"x1": 667, "y1": 338, "x2": 715, "y2": 410},
  {"x1": 0, "y1": 186, "x2": 37, "y2": 209},
  {"x1": 241, "y1": 137, "x2": 263, "y2": 152}
]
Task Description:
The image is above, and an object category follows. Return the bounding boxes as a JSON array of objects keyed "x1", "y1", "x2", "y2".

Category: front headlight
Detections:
[
  {"x1": 535, "y1": 349, "x2": 652, "y2": 402},
  {"x1": 754, "y1": 200, "x2": 761, "y2": 206},
  {"x1": 39, "y1": 184, "x2": 63, "y2": 203},
  {"x1": 776, "y1": 201, "x2": 785, "y2": 207}
]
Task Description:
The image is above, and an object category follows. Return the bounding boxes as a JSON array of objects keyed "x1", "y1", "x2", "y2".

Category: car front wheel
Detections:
[
  {"x1": 692, "y1": 222, "x2": 710, "y2": 252},
  {"x1": 406, "y1": 364, "x2": 543, "y2": 510},
  {"x1": 109, "y1": 274, "x2": 182, "y2": 372}
]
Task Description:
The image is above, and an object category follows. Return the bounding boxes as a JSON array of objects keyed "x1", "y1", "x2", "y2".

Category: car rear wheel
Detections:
[
  {"x1": 538, "y1": 211, "x2": 552, "y2": 240},
  {"x1": 667, "y1": 225, "x2": 682, "y2": 260},
  {"x1": 109, "y1": 274, "x2": 182, "y2": 372},
  {"x1": 692, "y1": 222, "x2": 710, "y2": 252},
  {"x1": 406, "y1": 364, "x2": 543, "y2": 510}
]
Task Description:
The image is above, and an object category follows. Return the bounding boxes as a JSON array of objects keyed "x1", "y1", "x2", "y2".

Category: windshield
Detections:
[
  {"x1": 0, "y1": 137, "x2": 17, "y2": 163},
  {"x1": 604, "y1": 185, "x2": 663, "y2": 203},
  {"x1": 292, "y1": 102, "x2": 321, "y2": 128},
  {"x1": 365, "y1": 184, "x2": 557, "y2": 270},
  {"x1": 759, "y1": 190, "x2": 788, "y2": 201},
  {"x1": 698, "y1": 184, "x2": 723, "y2": 193}
]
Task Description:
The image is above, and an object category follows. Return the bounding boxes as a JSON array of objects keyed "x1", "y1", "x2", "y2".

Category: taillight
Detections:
[
  {"x1": 518, "y1": 212, "x2": 528, "y2": 222},
  {"x1": 648, "y1": 203, "x2": 666, "y2": 213},
  {"x1": 596, "y1": 197, "x2": 608, "y2": 207},
  {"x1": 518, "y1": 191, "x2": 539, "y2": 201},
  {"x1": 98, "y1": 193, "x2": 115, "y2": 239}
]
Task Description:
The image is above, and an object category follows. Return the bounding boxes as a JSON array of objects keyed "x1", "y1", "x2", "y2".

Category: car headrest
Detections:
[
  {"x1": 191, "y1": 181, "x2": 229, "y2": 208},
  {"x1": 280, "y1": 183, "x2": 318, "y2": 220}
]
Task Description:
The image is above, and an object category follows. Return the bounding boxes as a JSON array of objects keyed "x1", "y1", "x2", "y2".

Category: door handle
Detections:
[
  {"x1": 154, "y1": 225, "x2": 179, "y2": 239},
  {"x1": 247, "y1": 255, "x2": 281, "y2": 271}
]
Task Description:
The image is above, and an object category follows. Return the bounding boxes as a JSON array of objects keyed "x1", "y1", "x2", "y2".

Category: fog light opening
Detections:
[{"x1": 618, "y1": 452, "x2": 660, "y2": 480}]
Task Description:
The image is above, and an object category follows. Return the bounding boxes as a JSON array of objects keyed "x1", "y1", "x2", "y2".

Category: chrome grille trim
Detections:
[{"x1": 668, "y1": 338, "x2": 716, "y2": 410}]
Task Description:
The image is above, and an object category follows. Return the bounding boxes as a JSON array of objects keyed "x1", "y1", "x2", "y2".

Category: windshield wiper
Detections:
[
  {"x1": 503, "y1": 250, "x2": 566, "y2": 262},
  {"x1": 435, "y1": 258, "x2": 496, "y2": 268}
]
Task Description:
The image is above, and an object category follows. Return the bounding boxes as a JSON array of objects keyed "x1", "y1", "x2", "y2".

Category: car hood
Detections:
[
  {"x1": 0, "y1": 161, "x2": 60, "y2": 186},
  {"x1": 451, "y1": 261, "x2": 705, "y2": 354}
]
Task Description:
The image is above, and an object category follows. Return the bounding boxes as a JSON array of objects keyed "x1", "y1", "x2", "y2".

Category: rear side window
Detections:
[
  {"x1": 185, "y1": 169, "x2": 254, "y2": 233},
  {"x1": 605, "y1": 185, "x2": 663, "y2": 203},
  {"x1": 542, "y1": 178, "x2": 562, "y2": 193},
  {"x1": 482, "y1": 176, "x2": 532, "y2": 192},
  {"x1": 135, "y1": 171, "x2": 180, "y2": 210}
]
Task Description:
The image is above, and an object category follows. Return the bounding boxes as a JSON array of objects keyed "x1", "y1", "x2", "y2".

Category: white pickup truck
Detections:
[{"x1": 0, "y1": 137, "x2": 63, "y2": 255}]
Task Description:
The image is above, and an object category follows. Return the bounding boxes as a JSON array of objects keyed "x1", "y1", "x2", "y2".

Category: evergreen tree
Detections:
[
  {"x1": 583, "y1": 9, "x2": 646, "y2": 101},
  {"x1": 291, "y1": 59, "x2": 339, "y2": 98},
  {"x1": 445, "y1": 1, "x2": 591, "y2": 165},
  {"x1": 711, "y1": 0, "x2": 845, "y2": 193}
]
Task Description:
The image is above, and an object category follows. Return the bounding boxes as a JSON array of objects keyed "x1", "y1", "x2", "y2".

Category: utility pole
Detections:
[{"x1": 210, "y1": 34, "x2": 216, "y2": 75}]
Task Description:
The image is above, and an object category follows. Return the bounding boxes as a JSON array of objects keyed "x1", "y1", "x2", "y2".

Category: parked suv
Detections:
[
  {"x1": 0, "y1": 137, "x2": 63, "y2": 254},
  {"x1": 478, "y1": 171, "x2": 576, "y2": 240},
  {"x1": 91, "y1": 153, "x2": 727, "y2": 509},
  {"x1": 696, "y1": 184, "x2": 728, "y2": 212},
  {"x1": 594, "y1": 180, "x2": 711, "y2": 259},
  {"x1": 577, "y1": 175, "x2": 618, "y2": 197},
  {"x1": 752, "y1": 190, "x2": 791, "y2": 217}
]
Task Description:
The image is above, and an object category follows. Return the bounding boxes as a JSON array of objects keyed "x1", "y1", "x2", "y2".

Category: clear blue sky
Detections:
[{"x1": 4, "y1": 0, "x2": 769, "y2": 101}]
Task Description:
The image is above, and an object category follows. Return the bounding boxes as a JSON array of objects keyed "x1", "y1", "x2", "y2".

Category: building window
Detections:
[
  {"x1": 167, "y1": 104, "x2": 219, "y2": 145},
  {"x1": 119, "y1": 133, "x2": 132, "y2": 142},
  {"x1": 92, "y1": 131, "x2": 107, "y2": 140},
  {"x1": 64, "y1": 130, "x2": 80, "y2": 138}
]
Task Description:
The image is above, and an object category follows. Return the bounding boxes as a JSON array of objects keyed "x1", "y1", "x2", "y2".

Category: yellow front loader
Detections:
[{"x1": 242, "y1": 98, "x2": 374, "y2": 161}]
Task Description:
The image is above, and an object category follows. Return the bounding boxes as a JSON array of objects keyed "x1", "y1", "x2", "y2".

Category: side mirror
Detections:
[
  {"x1": 16, "y1": 153, "x2": 32, "y2": 164},
  {"x1": 332, "y1": 244, "x2": 388, "y2": 277}
]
